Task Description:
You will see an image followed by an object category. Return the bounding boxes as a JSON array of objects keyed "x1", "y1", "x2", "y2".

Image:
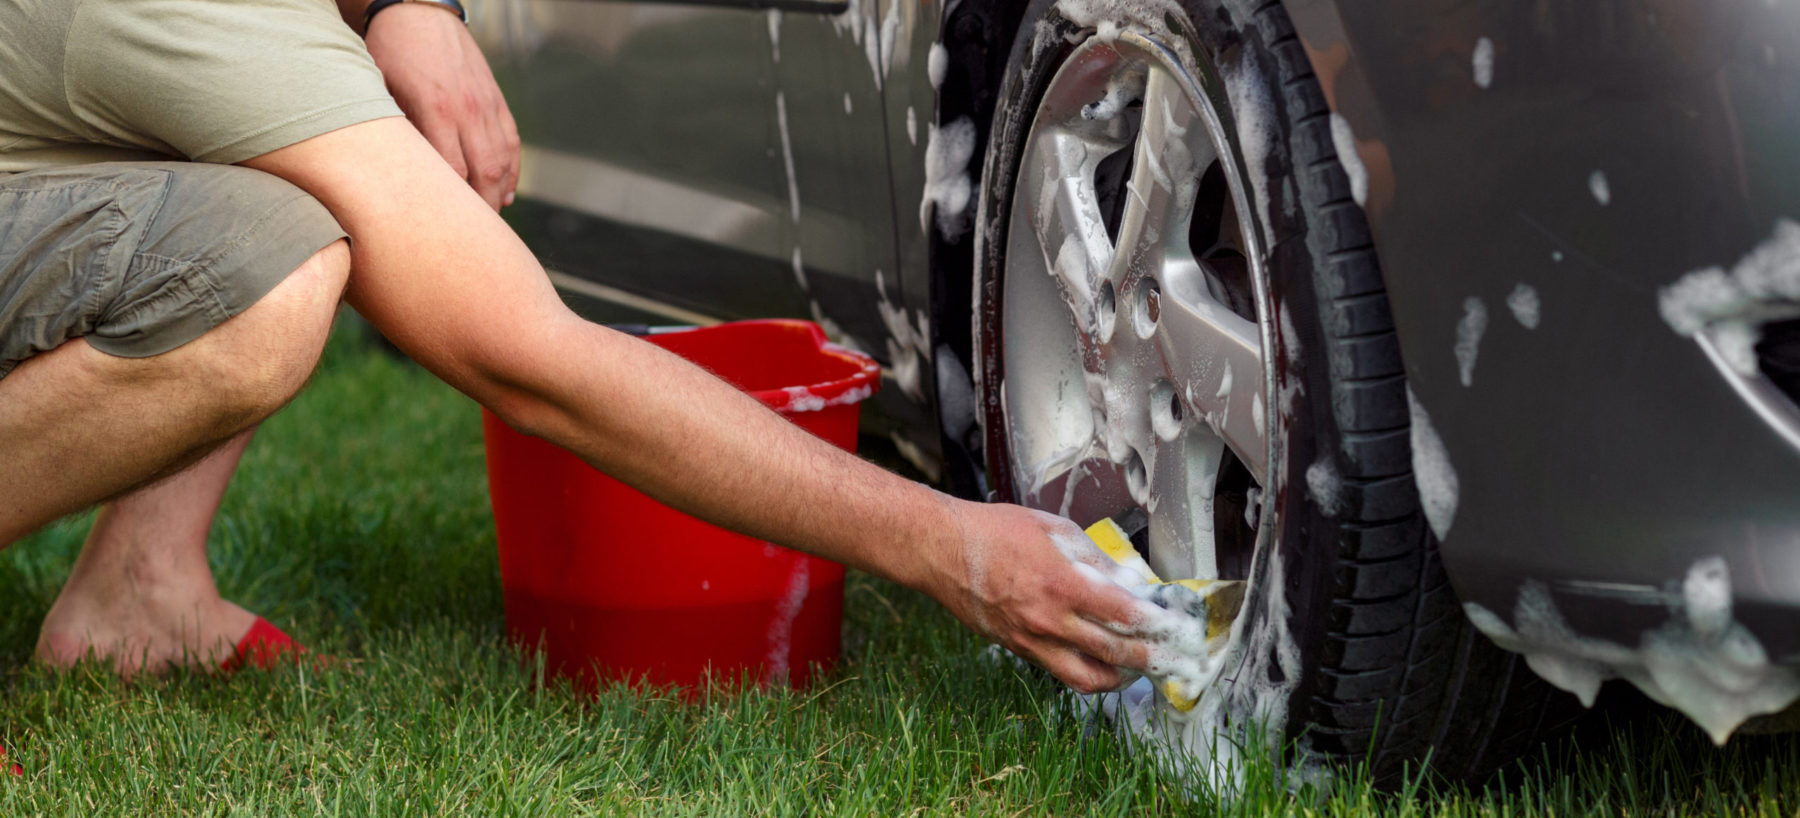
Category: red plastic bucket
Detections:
[{"x1": 482, "y1": 319, "x2": 880, "y2": 695}]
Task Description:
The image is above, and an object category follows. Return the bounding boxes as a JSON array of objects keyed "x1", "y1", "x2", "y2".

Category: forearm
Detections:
[
  {"x1": 243, "y1": 118, "x2": 960, "y2": 593},
  {"x1": 521, "y1": 322, "x2": 960, "y2": 587}
]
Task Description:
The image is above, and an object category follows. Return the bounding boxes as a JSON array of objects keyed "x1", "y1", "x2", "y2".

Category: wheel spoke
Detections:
[
  {"x1": 1155, "y1": 255, "x2": 1268, "y2": 484},
  {"x1": 1025, "y1": 128, "x2": 1120, "y2": 352},
  {"x1": 1110, "y1": 66, "x2": 1206, "y2": 287},
  {"x1": 1144, "y1": 428, "x2": 1227, "y2": 580}
]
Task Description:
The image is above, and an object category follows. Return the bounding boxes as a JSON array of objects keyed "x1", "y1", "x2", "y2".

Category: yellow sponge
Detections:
[{"x1": 1083, "y1": 518, "x2": 1244, "y2": 713}]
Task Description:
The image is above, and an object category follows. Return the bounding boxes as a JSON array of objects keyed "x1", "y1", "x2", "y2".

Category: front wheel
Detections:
[{"x1": 968, "y1": 0, "x2": 1574, "y2": 784}]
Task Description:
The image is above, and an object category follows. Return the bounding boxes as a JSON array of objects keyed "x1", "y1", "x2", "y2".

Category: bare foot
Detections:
[{"x1": 35, "y1": 564, "x2": 257, "y2": 676}]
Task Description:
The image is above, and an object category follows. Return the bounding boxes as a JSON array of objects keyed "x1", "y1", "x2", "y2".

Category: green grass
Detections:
[{"x1": 0, "y1": 322, "x2": 1796, "y2": 815}]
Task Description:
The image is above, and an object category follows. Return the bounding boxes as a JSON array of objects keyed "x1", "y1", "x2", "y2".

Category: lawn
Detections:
[{"x1": 0, "y1": 320, "x2": 1795, "y2": 815}]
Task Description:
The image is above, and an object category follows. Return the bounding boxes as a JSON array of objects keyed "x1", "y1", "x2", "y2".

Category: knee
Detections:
[{"x1": 204, "y1": 240, "x2": 350, "y2": 423}]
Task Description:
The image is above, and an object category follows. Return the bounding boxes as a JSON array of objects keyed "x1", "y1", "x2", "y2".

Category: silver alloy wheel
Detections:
[{"x1": 1002, "y1": 32, "x2": 1271, "y2": 588}]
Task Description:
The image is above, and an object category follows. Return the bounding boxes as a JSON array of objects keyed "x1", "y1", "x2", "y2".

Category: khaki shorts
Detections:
[{"x1": 0, "y1": 162, "x2": 346, "y2": 380}]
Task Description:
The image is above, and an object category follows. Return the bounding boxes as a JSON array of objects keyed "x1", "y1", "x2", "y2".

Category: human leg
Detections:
[
  {"x1": 0, "y1": 222, "x2": 348, "y2": 673},
  {"x1": 34, "y1": 431, "x2": 260, "y2": 674},
  {"x1": 0, "y1": 239, "x2": 349, "y2": 547}
]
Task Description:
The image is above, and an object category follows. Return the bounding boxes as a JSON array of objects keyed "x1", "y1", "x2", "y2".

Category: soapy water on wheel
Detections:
[
  {"x1": 985, "y1": 511, "x2": 1310, "y2": 796},
  {"x1": 965, "y1": 2, "x2": 1311, "y2": 795}
]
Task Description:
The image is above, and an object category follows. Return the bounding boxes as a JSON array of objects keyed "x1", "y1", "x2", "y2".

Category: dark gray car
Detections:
[{"x1": 474, "y1": 0, "x2": 1800, "y2": 782}]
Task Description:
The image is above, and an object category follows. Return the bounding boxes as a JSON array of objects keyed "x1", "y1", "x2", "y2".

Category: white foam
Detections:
[
  {"x1": 782, "y1": 384, "x2": 873, "y2": 413},
  {"x1": 863, "y1": 14, "x2": 883, "y2": 89},
  {"x1": 934, "y1": 345, "x2": 977, "y2": 440},
  {"x1": 1043, "y1": 515, "x2": 1233, "y2": 714},
  {"x1": 1222, "y1": 62, "x2": 1278, "y2": 233},
  {"x1": 906, "y1": 106, "x2": 917, "y2": 145},
  {"x1": 1454, "y1": 296, "x2": 1487, "y2": 387},
  {"x1": 767, "y1": 9, "x2": 782, "y2": 63},
  {"x1": 920, "y1": 116, "x2": 977, "y2": 240},
  {"x1": 830, "y1": 0, "x2": 863, "y2": 41},
  {"x1": 1216, "y1": 361, "x2": 1232, "y2": 400},
  {"x1": 1278, "y1": 303, "x2": 1301, "y2": 364},
  {"x1": 1305, "y1": 457, "x2": 1341, "y2": 515},
  {"x1": 1406, "y1": 386, "x2": 1458, "y2": 541},
  {"x1": 1658, "y1": 219, "x2": 1800, "y2": 376},
  {"x1": 1507, "y1": 283, "x2": 1540, "y2": 329},
  {"x1": 1589, "y1": 170, "x2": 1611, "y2": 206},
  {"x1": 876, "y1": 269, "x2": 930, "y2": 401},
  {"x1": 1054, "y1": 0, "x2": 1183, "y2": 36},
  {"x1": 1328, "y1": 113, "x2": 1368, "y2": 207},
  {"x1": 1472, "y1": 37, "x2": 1494, "y2": 88},
  {"x1": 1465, "y1": 558, "x2": 1800, "y2": 745},
  {"x1": 843, "y1": 92, "x2": 853, "y2": 115},
  {"x1": 764, "y1": 558, "x2": 811, "y2": 683},
  {"x1": 1083, "y1": 69, "x2": 1144, "y2": 122},
  {"x1": 928, "y1": 42, "x2": 949, "y2": 90},
  {"x1": 776, "y1": 92, "x2": 800, "y2": 222},
  {"x1": 877, "y1": 1, "x2": 901, "y2": 83}
]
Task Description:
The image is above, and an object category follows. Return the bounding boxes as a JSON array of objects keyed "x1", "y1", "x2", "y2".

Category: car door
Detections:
[{"x1": 473, "y1": 0, "x2": 801, "y2": 324}]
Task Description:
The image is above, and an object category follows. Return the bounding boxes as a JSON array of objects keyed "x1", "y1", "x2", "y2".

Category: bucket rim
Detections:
[{"x1": 647, "y1": 319, "x2": 881, "y2": 413}]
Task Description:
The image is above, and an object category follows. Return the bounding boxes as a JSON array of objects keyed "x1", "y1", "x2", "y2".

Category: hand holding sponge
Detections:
[{"x1": 1082, "y1": 518, "x2": 1245, "y2": 712}]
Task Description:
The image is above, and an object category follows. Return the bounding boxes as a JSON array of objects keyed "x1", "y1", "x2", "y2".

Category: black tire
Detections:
[{"x1": 969, "y1": 0, "x2": 1578, "y2": 785}]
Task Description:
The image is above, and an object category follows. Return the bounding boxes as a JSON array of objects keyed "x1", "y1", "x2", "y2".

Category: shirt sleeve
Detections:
[{"x1": 63, "y1": 0, "x2": 404, "y2": 164}]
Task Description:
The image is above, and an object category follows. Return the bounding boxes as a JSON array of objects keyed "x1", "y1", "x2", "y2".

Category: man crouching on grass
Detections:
[{"x1": 0, "y1": 0, "x2": 1156, "y2": 697}]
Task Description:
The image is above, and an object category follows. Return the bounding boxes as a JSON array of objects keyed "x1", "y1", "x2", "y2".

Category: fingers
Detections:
[
  {"x1": 462, "y1": 131, "x2": 503, "y2": 211},
  {"x1": 418, "y1": 117, "x2": 468, "y2": 184},
  {"x1": 498, "y1": 108, "x2": 521, "y2": 207},
  {"x1": 1067, "y1": 615, "x2": 1151, "y2": 671},
  {"x1": 459, "y1": 105, "x2": 519, "y2": 211},
  {"x1": 459, "y1": 38, "x2": 518, "y2": 210},
  {"x1": 1016, "y1": 636, "x2": 1126, "y2": 694},
  {"x1": 1074, "y1": 576, "x2": 1153, "y2": 636}
]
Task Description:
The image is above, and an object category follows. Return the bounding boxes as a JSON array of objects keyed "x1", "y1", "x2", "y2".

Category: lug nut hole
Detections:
[
  {"x1": 1133, "y1": 278, "x2": 1160, "y2": 338},
  {"x1": 1150, "y1": 380, "x2": 1183, "y2": 441},
  {"x1": 1124, "y1": 449, "x2": 1149, "y2": 505},
  {"x1": 1097, "y1": 280, "x2": 1117, "y2": 341}
]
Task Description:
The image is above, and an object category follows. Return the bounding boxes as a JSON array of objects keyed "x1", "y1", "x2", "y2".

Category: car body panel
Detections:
[
  {"x1": 478, "y1": 0, "x2": 1800, "y2": 679},
  {"x1": 476, "y1": 0, "x2": 948, "y2": 463},
  {"x1": 1285, "y1": 0, "x2": 1800, "y2": 661}
]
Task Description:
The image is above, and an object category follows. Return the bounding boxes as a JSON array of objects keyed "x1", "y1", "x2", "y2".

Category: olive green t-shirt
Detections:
[{"x1": 0, "y1": 0, "x2": 403, "y2": 172}]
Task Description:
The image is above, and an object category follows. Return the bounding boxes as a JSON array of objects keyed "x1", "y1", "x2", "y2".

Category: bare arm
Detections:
[{"x1": 243, "y1": 117, "x2": 1152, "y2": 692}]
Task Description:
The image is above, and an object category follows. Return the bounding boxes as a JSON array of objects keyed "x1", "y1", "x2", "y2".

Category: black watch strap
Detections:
[{"x1": 363, "y1": 0, "x2": 467, "y2": 32}]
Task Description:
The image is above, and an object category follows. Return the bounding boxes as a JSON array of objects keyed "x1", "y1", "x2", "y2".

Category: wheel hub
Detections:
[{"x1": 1001, "y1": 33, "x2": 1270, "y2": 586}]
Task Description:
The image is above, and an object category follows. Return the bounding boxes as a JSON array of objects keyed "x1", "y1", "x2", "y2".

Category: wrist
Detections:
[
  {"x1": 362, "y1": 0, "x2": 466, "y2": 34},
  {"x1": 897, "y1": 489, "x2": 973, "y2": 602}
]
